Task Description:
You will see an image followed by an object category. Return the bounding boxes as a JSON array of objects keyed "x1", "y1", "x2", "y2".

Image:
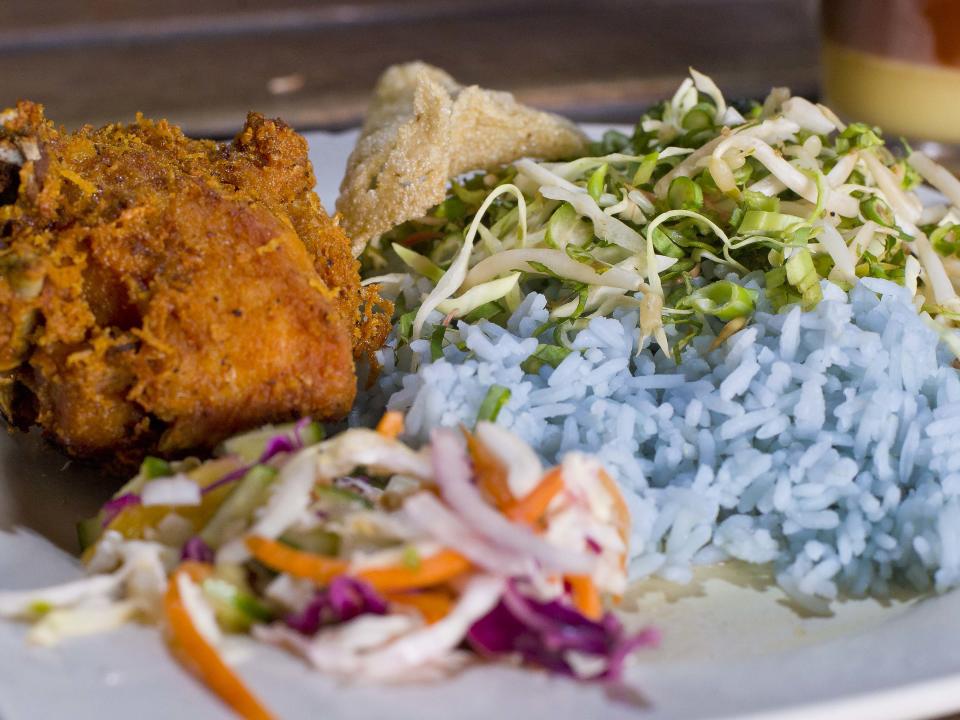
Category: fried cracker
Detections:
[{"x1": 337, "y1": 62, "x2": 588, "y2": 254}]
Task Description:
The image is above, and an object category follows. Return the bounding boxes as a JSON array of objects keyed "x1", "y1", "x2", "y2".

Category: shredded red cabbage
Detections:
[
  {"x1": 467, "y1": 580, "x2": 659, "y2": 681},
  {"x1": 100, "y1": 493, "x2": 142, "y2": 527},
  {"x1": 202, "y1": 418, "x2": 314, "y2": 497},
  {"x1": 284, "y1": 576, "x2": 387, "y2": 635},
  {"x1": 181, "y1": 536, "x2": 215, "y2": 563}
]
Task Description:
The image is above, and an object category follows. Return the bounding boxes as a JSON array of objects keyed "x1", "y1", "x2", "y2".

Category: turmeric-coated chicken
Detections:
[{"x1": 0, "y1": 102, "x2": 391, "y2": 466}]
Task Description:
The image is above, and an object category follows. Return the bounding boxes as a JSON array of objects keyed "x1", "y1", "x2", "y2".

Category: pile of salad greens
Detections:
[{"x1": 362, "y1": 69, "x2": 960, "y2": 362}]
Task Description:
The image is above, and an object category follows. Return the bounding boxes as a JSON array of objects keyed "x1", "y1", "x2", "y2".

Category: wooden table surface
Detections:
[{"x1": 0, "y1": 0, "x2": 819, "y2": 137}]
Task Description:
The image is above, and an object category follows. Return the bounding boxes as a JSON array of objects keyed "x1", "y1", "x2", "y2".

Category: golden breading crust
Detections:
[
  {"x1": 0, "y1": 103, "x2": 391, "y2": 466},
  {"x1": 336, "y1": 62, "x2": 589, "y2": 255}
]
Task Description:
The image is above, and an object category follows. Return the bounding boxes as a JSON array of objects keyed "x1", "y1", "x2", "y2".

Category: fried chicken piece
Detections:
[{"x1": 0, "y1": 102, "x2": 390, "y2": 466}]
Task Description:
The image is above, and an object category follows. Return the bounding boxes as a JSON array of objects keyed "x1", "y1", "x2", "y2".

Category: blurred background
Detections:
[{"x1": 1, "y1": 0, "x2": 819, "y2": 136}]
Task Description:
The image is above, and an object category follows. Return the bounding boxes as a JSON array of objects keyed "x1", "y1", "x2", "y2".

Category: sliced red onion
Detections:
[
  {"x1": 203, "y1": 419, "x2": 313, "y2": 497},
  {"x1": 285, "y1": 577, "x2": 387, "y2": 636},
  {"x1": 180, "y1": 536, "x2": 215, "y2": 564},
  {"x1": 260, "y1": 435, "x2": 297, "y2": 463},
  {"x1": 402, "y1": 493, "x2": 530, "y2": 575},
  {"x1": 292, "y1": 416, "x2": 313, "y2": 447},
  {"x1": 466, "y1": 579, "x2": 659, "y2": 682},
  {"x1": 430, "y1": 428, "x2": 596, "y2": 575},
  {"x1": 200, "y1": 465, "x2": 250, "y2": 496},
  {"x1": 100, "y1": 493, "x2": 141, "y2": 527}
]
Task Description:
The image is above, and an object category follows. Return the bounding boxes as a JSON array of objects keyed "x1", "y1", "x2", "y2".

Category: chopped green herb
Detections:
[{"x1": 476, "y1": 385, "x2": 511, "y2": 423}]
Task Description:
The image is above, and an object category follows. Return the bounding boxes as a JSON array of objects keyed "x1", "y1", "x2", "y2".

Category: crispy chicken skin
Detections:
[{"x1": 0, "y1": 102, "x2": 390, "y2": 465}]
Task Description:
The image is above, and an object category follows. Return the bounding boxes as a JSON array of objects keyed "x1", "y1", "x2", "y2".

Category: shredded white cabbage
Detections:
[{"x1": 412, "y1": 184, "x2": 527, "y2": 341}]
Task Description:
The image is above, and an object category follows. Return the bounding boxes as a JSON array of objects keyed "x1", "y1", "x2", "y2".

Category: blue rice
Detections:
[{"x1": 354, "y1": 276, "x2": 960, "y2": 613}]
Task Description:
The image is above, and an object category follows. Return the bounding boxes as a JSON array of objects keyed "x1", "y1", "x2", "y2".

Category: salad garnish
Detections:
[
  {"x1": 0, "y1": 416, "x2": 655, "y2": 716},
  {"x1": 363, "y1": 69, "x2": 960, "y2": 363}
]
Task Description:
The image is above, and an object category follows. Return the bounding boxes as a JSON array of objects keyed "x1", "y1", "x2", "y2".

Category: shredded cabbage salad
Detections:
[
  {"x1": 0, "y1": 415, "x2": 656, "y2": 717},
  {"x1": 362, "y1": 69, "x2": 960, "y2": 362}
]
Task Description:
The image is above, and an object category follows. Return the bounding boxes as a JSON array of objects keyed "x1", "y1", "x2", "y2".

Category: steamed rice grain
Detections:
[{"x1": 355, "y1": 276, "x2": 960, "y2": 611}]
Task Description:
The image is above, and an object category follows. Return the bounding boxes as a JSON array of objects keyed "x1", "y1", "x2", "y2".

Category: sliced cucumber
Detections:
[
  {"x1": 202, "y1": 577, "x2": 273, "y2": 632},
  {"x1": 279, "y1": 528, "x2": 341, "y2": 557},
  {"x1": 76, "y1": 516, "x2": 102, "y2": 552},
  {"x1": 200, "y1": 465, "x2": 277, "y2": 549},
  {"x1": 220, "y1": 421, "x2": 325, "y2": 463},
  {"x1": 298, "y1": 421, "x2": 325, "y2": 447},
  {"x1": 315, "y1": 484, "x2": 373, "y2": 509}
]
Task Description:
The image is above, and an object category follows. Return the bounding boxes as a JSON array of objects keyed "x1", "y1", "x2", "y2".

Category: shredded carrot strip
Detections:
[
  {"x1": 178, "y1": 561, "x2": 214, "y2": 583},
  {"x1": 385, "y1": 590, "x2": 455, "y2": 624},
  {"x1": 357, "y1": 549, "x2": 472, "y2": 592},
  {"x1": 505, "y1": 467, "x2": 565, "y2": 525},
  {"x1": 245, "y1": 536, "x2": 347, "y2": 584},
  {"x1": 566, "y1": 574, "x2": 603, "y2": 620},
  {"x1": 164, "y1": 567, "x2": 275, "y2": 720},
  {"x1": 375, "y1": 411, "x2": 405, "y2": 439},
  {"x1": 463, "y1": 430, "x2": 514, "y2": 510}
]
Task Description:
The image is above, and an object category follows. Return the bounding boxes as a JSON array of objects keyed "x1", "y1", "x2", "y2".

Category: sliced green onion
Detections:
[
  {"x1": 463, "y1": 301, "x2": 503, "y2": 323},
  {"x1": 430, "y1": 325, "x2": 446, "y2": 361},
  {"x1": 680, "y1": 280, "x2": 758, "y2": 321},
  {"x1": 859, "y1": 197, "x2": 895, "y2": 228},
  {"x1": 520, "y1": 344, "x2": 573, "y2": 374},
  {"x1": 737, "y1": 210, "x2": 806, "y2": 234},
  {"x1": 451, "y1": 183, "x2": 489, "y2": 207},
  {"x1": 587, "y1": 163, "x2": 609, "y2": 202},
  {"x1": 140, "y1": 456, "x2": 172, "y2": 480},
  {"x1": 392, "y1": 243, "x2": 444, "y2": 282},
  {"x1": 786, "y1": 248, "x2": 823, "y2": 309},
  {"x1": 733, "y1": 160, "x2": 754, "y2": 185},
  {"x1": 931, "y1": 225, "x2": 960, "y2": 257},
  {"x1": 651, "y1": 228, "x2": 686, "y2": 258},
  {"x1": 667, "y1": 176, "x2": 704, "y2": 211},
  {"x1": 632, "y1": 152, "x2": 660, "y2": 185},
  {"x1": 545, "y1": 203, "x2": 593, "y2": 250},
  {"x1": 682, "y1": 103, "x2": 715, "y2": 131},
  {"x1": 476, "y1": 385, "x2": 511, "y2": 423},
  {"x1": 596, "y1": 129, "x2": 631, "y2": 154},
  {"x1": 741, "y1": 190, "x2": 780, "y2": 212},
  {"x1": 397, "y1": 310, "x2": 416, "y2": 342},
  {"x1": 433, "y1": 196, "x2": 467, "y2": 220}
]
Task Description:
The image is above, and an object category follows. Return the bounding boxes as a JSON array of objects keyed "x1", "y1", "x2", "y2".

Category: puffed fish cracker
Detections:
[{"x1": 337, "y1": 62, "x2": 588, "y2": 255}]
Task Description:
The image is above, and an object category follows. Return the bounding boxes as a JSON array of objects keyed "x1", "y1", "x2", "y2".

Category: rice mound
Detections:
[{"x1": 356, "y1": 276, "x2": 960, "y2": 612}]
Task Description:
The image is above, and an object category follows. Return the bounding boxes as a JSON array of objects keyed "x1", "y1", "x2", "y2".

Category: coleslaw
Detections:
[{"x1": 0, "y1": 415, "x2": 656, "y2": 717}]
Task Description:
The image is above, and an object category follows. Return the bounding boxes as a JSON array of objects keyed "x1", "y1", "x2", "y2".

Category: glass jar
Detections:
[{"x1": 822, "y1": 0, "x2": 960, "y2": 170}]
